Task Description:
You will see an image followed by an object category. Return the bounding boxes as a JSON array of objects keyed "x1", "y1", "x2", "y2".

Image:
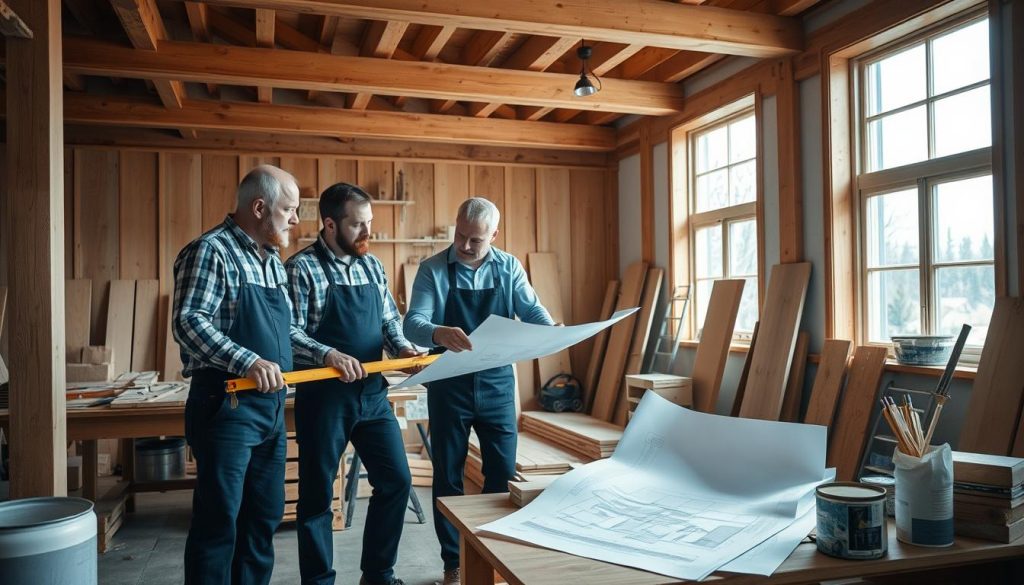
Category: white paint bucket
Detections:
[{"x1": 0, "y1": 497, "x2": 97, "y2": 584}]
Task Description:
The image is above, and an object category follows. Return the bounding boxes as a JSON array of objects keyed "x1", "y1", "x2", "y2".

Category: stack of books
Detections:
[{"x1": 952, "y1": 451, "x2": 1024, "y2": 543}]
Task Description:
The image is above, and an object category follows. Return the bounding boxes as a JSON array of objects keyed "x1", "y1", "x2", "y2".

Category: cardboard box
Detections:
[
  {"x1": 82, "y1": 346, "x2": 113, "y2": 365},
  {"x1": 66, "y1": 362, "x2": 112, "y2": 383}
]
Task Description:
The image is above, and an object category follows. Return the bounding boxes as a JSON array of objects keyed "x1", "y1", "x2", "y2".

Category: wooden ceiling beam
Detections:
[
  {"x1": 473, "y1": 35, "x2": 578, "y2": 119},
  {"x1": 194, "y1": 0, "x2": 803, "y2": 57},
  {"x1": 434, "y1": 30, "x2": 515, "y2": 114},
  {"x1": 0, "y1": 1, "x2": 31, "y2": 38},
  {"x1": 349, "y1": 20, "x2": 410, "y2": 111},
  {"x1": 184, "y1": 2, "x2": 218, "y2": 94},
  {"x1": 60, "y1": 37, "x2": 687, "y2": 115},
  {"x1": 109, "y1": 0, "x2": 193, "y2": 137},
  {"x1": 255, "y1": 8, "x2": 275, "y2": 103},
  {"x1": 411, "y1": 24, "x2": 456, "y2": 60},
  {"x1": 61, "y1": 94, "x2": 617, "y2": 151}
]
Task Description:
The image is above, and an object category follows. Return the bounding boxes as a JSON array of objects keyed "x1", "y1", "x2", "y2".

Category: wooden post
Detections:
[
  {"x1": 775, "y1": 58, "x2": 804, "y2": 263},
  {"x1": 6, "y1": 0, "x2": 67, "y2": 498}
]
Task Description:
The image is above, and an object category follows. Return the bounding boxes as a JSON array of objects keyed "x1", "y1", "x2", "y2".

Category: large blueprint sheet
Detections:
[
  {"x1": 480, "y1": 393, "x2": 828, "y2": 581},
  {"x1": 392, "y1": 308, "x2": 637, "y2": 388}
]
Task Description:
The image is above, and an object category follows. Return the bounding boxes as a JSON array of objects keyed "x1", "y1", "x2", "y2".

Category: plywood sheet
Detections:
[
  {"x1": 828, "y1": 345, "x2": 886, "y2": 481},
  {"x1": 570, "y1": 168, "x2": 608, "y2": 377},
  {"x1": 504, "y1": 167, "x2": 536, "y2": 267},
  {"x1": 590, "y1": 261, "x2": 647, "y2": 422},
  {"x1": 614, "y1": 267, "x2": 663, "y2": 425},
  {"x1": 690, "y1": 279, "x2": 744, "y2": 413},
  {"x1": 780, "y1": 332, "x2": 810, "y2": 422},
  {"x1": 960, "y1": 297, "x2": 1024, "y2": 455},
  {"x1": 583, "y1": 281, "x2": 618, "y2": 411},
  {"x1": 105, "y1": 280, "x2": 136, "y2": 377},
  {"x1": 65, "y1": 279, "x2": 93, "y2": 353},
  {"x1": 119, "y1": 151, "x2": 158, "y2": 280},
  {"x1": 472, "y1": 165, "x2": 505, "y2": 249},
  {"x1": 803, "y1": 339, "x2": 851, "y2": 427},
  {"x1": 131, "y1": 280, "x2": 160, "y2": 372},
  {"x1": 738, "y1": 262, "x2": 812, "y2": 421},
  {"x1": 536, "y1": 168, "x2": 572, "y2": 319},
  {"x1": 75, "y1": 149, "x2": 119, "y2": 345},
  {"x1": 162, "y1": 295, "x2": 183, "y2": 381},
  {"x1": 528, "y1": 252, "x2": 573, "y2": 385}
]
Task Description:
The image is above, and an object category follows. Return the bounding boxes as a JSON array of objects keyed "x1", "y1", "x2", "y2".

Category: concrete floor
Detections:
[{"x1": 97, "y1": 487, "x2": 444, "y2": 585}]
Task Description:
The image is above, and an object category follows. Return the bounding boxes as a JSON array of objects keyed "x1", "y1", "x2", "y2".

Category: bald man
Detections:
[{"x1": 173, "y1": 165, "x2": 323, "y2": 585}]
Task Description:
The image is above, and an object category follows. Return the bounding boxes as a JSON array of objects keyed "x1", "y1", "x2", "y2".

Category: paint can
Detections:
[
  {"x1": 860, "y1": 475, "x2": 896, "y2": 516},
  {"x1": 815, "y1": 482, "x2": 888, "y2": 560}
]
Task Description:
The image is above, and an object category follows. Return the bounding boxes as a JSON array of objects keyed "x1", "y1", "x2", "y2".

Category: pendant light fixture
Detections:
[{"x1": 574, "y1": 40, "x2": 601, "y2": 97}]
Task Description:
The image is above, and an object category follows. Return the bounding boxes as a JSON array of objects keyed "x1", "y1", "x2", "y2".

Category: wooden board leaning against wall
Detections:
[{"x1": 57, "y1": 146, "x2": 616, "y2": 382}]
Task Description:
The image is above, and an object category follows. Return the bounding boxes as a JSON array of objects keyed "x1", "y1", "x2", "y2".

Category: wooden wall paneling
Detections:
[
  {"x1": 614, "y1": 267, "x2": 663, "y2": 426},
  {"x1": 959, "y1": 297, "x2": 1024, "y2": 455},
  {"x1": 360, "y1": 160, "x2": 397, "y2": 296},
  {"x1": 583, "y1": 280, "x2": 619, "y2": 411},
  {"x1": 690, "y1": 279, "x2": 745, "y2": 413},
  {"x1": 471, "y1": 165, "x2": 506, "y2": 250},
  {"x1": 65, "y1": 279, "x2": 93, "y2": 354},
  {"x1": 131, "y1": 279, "x2": 160, "y2": 372},
  {"x1": 505, "y1": 167, "x2": 537, "y2": 267},
  {"x1": 536, "y1": 168, "x2": 572, "y2": 320},
  {"x1": 201, "y1": 153, "x2": 239, "y2": 232},
  {"x1": 569, "y1": 168, "x2": 608, "y2": 377},
  {"x1": 528, "y1": 252, "x2": 572, "y2": 386},
  {"x1": 779, "y1": 331, "x2": 810, "y2": 423},
  {"x1": 238, "y1": 155, "x2": 281, "y2": 182},
  {"x1": 828, "y1": 345, "x2": 886, "y2": 481},
  {"x1": 434, "y1": 163, "x2": 469, "y2": 233},
  {"x1": 737, "y1": 262, "x2": 812, "y2": 421},
  {"x1": 516, "y1": 360, "x2": 538, "y2": 412},
  {"x1": 119, "y1": 150, "x2": 159, "y2": 280},
  {"x1": 74, "y1": 149, "x2": 120, "y2": 344},
  {"x1": 279, "y1": 156, "x2": 319, "y2": 259},
  {"x1": 64, "y1": 148, "x2": 73, "y2": 280},
  {"x1": 316, "y1": 157, "x2": 359, "y2": 193},
  {"x1": 394, "y1": 161, "x2": 435, "y2": 308},
  {"x1": 162, "y1": 295, "x2": 183, "y2": 381},
  {"x1": 591, "y1": 260, "x2": 647, "y2": 422},
  {"x1": 105, "y1": 280, "x2": 136, "y2": 377},
  {"x1": 803, "y1": 339, "x2": 852, "y2": 427}
]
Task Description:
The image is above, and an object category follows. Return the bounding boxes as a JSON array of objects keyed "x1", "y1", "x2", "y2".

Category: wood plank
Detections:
[
  {"x1": 162, "y1": 295, "x2": 183, "y2": 381},
  {"x1": 590, "y1": 261, "x2": 647, "y2": 422},
  {"x1": 201, "y1": 154, "x2": 238, "y2": 232},
  {"x1": 0, "y1": 1, "x2": 32, "y2": 38},
  {"x1": 279, "y1": 156, "x2": 319, "y2": 258},
  {"x1": 62, "y1": 37, "x2": 686, "y2": 117},
  {"x1": 160, "y1": 153, "x2": 201, "y2": 381},
  {"x1": 569, "y1": 169, "x2": 608, "y2": 377},
  {"x1": 959, "y1": 297, "x2": 1024, "y2": 456},
  {"x1": 729, "y1": 320, "x2": 759, "y2": 417},
  {"x1": 472, "y1": 166, "x2": 506, "y2": 250},
  {"x1": 130, "y1": 280, "x2": 159, "y2": 372},
  {"x1": 400, "y1": 263, "x2": 419, "y2": 315},
  {"x1": 828, "y1": 345, "x2": 887, "y2": 482},
  {"x1": 74, "y1": 149, "x2": 119, "y2": 345},
  {"x1": 65, "y1": 279, "x2": 93, "y2": 354},
  {"x1": 105, "y1": 280, "x2": 137, "y2": 378},
  {"x1": 614, "y1": 267, "x2": 663, "y2": 425},
  {"x1": 516, "y1": 360, "x2": 539, "y2": 412},
  {"x1": 737, "y1": 262, "x2": 812, "y2": 421},
  {"x1": 536, "y1": 168, "x2": 572, "y2": 317},
  {"x1": 528, "y1": 253, "x2": 573, "y2": 385},
  {"x1": 803, "y1": 339, "x2": 851, "y2": 427},
  {"x1": 317, "y1": 158, "x2": 358, "y2": 193},
  {"x1": 779, "y1": 331, "x2": 809, "y2": 423},
  {"x1": 63, "y1": 94, "x2": 618, "y2": 152},
  {"x1": 690, "y1": 279, "x2": 744, "y2": 413},
  {"x1": 504, "y1": 167, "x2": 536, "y2": 267},
  {"x1": 197, "y1": 0, "x2": 803, "y2": 57},
  {"x1": 434, "y1": 163, "x2": 468, "y2": 229},
  {"x1": 583, "y1": 281, "x2": 618, "y2": 412},
  {"x1": 394, "y1": 161, "x2": 434, "y2": 273},
  {"x1": 118, "y1": 151, "x2": 158, "y2": 280}
]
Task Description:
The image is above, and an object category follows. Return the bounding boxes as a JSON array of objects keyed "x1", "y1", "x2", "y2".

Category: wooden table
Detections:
[{"x1": 438, "y1": 493, "x2": 1024, "y2": 584}]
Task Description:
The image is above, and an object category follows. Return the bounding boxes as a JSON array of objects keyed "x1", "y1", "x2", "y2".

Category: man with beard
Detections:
[
  {"x1": 173, "y1": 165, "x2": 323, "y2": 585},
  {"x1": 286, "y1": 183, "x2": 420, "y2": 585},
  {"x1": 404, "y1": 197, "x2": 555, "y2": 585}
]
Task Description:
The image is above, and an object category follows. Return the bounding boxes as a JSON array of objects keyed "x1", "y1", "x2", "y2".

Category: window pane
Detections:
[
  {"x1": 729, "y1": 219, "x2": 758, "y2": 276},
  {"x1": 866, "y1": 44, "x2": 926, "y2": 116},
  {"x1": 865, "y1": 189, "x2": 919, "y2": 268},
  {"x1": 935, "y1": 265, "x2": 994, "y2": 346},
  {"x1": 695, "y1": 279, "x2": 715, "y2": 338},
  {"x1": 729, "y1": 115, "x2": 756, "y2": 163},
  {"x1": 696, "y1": 125, "x2": 728, "y2": 173},
  {"x1": 867, "y1": 269, "x2": 921, "y2": 342},
  {"x1": 931, "y1": 19, "x2": 989, "y2": 96},
  {"x1": 695, "y1": 168, "x2": 728, "y2": 212},
  {"x1": 729, "y1": 160, "x2": 757, "y2": 206},
  {"x1": 735, "y1": 277, "x2": 759, "y2": 333},
  {"x1": 694, "y1": 225, "x2": 723, "y2": 278},
  {"x1": 866, "y1": 106, "x2": 928, "y2": 171},
  {"x1": 933, "y1": 85, "x2": 991, "y2": 158},
  {"x1": 933, "y1": 175, "x2": 995, "y2": 263}
]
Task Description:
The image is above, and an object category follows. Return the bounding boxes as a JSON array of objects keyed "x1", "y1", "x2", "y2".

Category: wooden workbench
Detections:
[{"x1": 438, "y1": 493, "x2": 1024, "y2": 584}]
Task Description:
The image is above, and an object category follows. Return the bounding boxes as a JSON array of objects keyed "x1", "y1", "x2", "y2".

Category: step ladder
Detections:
[
  {"x1": 642, "y1": 285, "x2": 690, "y2": 374},
  {"x1": 858, "y1": 381, "x2": 940, "y2": 478}
]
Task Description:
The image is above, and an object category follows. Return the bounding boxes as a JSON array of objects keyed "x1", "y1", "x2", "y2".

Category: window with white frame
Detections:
[
  {"x1": 689, "y1": 110, "x2": 759, "y2": 339},
  {"x1": 856, "y1": 14, "x2": 994, "y2": 350}
]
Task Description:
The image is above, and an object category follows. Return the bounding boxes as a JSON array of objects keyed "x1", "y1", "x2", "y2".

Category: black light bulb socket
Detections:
[{"x1": 577, "y1": 45, "x2": 593, "y2": 61}]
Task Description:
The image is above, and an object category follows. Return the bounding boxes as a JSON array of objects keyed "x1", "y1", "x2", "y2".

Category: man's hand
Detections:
[
  {"x1": 245, "y1": 359, "x2": 285, "y2": 393},
  {"x1": 432, "y1": 326, "x2": 473, "y2": 352},
  {"x1": 398, "y1": 347, "x2": 427, "y2": 374},
  {"x1": 325, "y1": 349, "x2": 366, "y2": 383}
]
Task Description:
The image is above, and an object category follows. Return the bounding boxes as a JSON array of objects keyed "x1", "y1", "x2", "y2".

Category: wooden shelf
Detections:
[{"x1": 299, "y1": 197, "x2": 414, "y2": 206}]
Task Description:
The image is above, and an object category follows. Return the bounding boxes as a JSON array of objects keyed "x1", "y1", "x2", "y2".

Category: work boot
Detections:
[
  {"x1": 359, "y1": 578, "x2": 405, "y2": 585},
  {"x1": 439, "y1": 567, "x2": 460, "y2": 585}
]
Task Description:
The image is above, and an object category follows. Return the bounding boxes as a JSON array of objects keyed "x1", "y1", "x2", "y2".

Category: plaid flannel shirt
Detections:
[
  {"x1": 171, "y1": 216, "x2": 322, "y2": 378},
  {"x1": 285, "y1": 234, "x2": 412, "y2": 366}
]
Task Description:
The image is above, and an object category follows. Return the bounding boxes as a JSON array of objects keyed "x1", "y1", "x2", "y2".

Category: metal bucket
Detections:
[
  {"x1": 134, "y1": 437, "x2": 186, "y2": 482},
  {"x1": 0, "y1": 497, "x2": 97, "y2": 585}
]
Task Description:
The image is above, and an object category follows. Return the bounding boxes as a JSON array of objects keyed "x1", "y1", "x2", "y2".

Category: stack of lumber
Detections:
[
  {"x1": 520, "y1": 411, "x2": 622, "y2": 460},
  {"x1": 109, "y1": 382, "x2": 188, "y2": 408},
  {"x1": 408, "y1": 452, "x2": 432, "y2": 488},
  {"x1": 509, "y1": 474, "x2": 561, "y2": 507},
  {"x1": 468, "y1": 429, "x2": 590, "y2": 477},
  {"x1": 952, "y1": 451, "x2": 1024, "y2": 543}
]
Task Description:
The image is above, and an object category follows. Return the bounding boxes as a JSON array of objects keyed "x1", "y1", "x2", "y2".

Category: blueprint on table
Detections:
[
  {"x1": 479, "y1": 393, "x2": 829, "y2": 581},
  {"x1": 391, "y1": 308, "x2": 638, "y2": 388}
]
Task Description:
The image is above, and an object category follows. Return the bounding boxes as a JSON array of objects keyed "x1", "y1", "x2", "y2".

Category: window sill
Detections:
[{"x1": 807, "y1": 354, "x2": 977, "y2": 380}]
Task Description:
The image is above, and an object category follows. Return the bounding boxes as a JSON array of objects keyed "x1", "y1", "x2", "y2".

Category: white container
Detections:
[
  {"x1": 0, "y1": 497, "x2": 97, "y2": 584},
  {"x1": 894, "y1": 443, "x2": 954, "y2": 547}
]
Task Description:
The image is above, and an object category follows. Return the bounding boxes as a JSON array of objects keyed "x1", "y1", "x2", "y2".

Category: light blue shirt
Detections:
[{"x1": 403, "y1": 245, "x2": 554, "y2": 348}]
